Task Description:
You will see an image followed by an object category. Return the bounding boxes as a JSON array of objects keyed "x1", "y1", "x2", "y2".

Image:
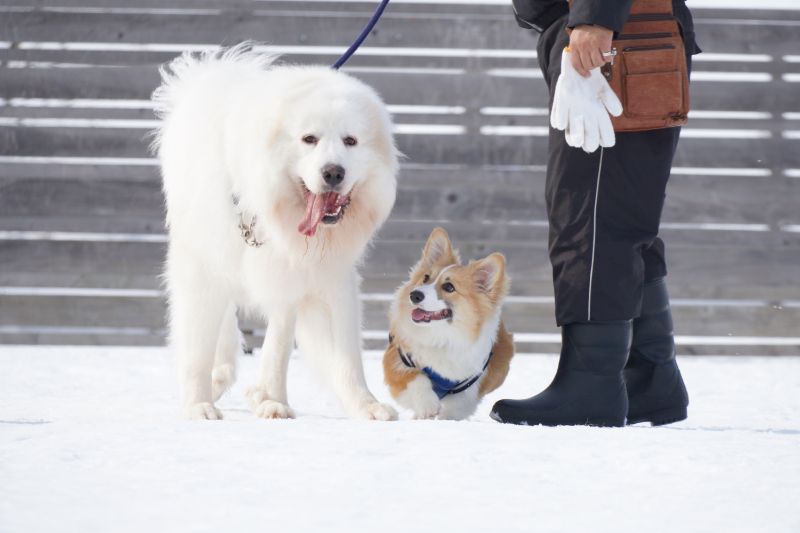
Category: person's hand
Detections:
[
  {"x1": 568, "y1": 24, "x2": 614, "y2": 77},
  {"x1": 550, "y1": 48, "x2": 623, "y2": 153}
]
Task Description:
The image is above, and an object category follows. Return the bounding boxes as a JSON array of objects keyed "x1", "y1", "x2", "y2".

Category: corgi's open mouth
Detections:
[
  {"x1": 412, "y1": 308, "x2": 452, "y2": 323},
  {"x1": 298, "y1": 186, "x2": 351, "y2": 237}
]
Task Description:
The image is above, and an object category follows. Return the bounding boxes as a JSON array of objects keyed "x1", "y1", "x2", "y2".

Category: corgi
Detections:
[{"x1": 383, "y1": 227, "x2": 514, "y2": 420}]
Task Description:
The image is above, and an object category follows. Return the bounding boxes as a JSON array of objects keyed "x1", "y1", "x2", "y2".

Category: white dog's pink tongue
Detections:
[{"x1": 298, "y1": 192, "x2": 338, "y2": 237}]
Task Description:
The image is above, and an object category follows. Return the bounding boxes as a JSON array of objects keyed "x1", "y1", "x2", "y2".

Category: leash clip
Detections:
[
  {"x1": 600, "y1": 49, "x2": 616, "y2": 80},
  {"x1": 602, "y1": 47, "x2": 617, "y2": 65}
]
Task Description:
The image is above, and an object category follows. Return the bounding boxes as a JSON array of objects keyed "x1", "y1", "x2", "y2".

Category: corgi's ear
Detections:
[
  {"x1": 472, "y1": 253, "x2": 508, "y2": 300},
  {"x1": 419, "y1": 227, "x2": 460, "y2": 267},
  {"x1": 422, "y1": 227, "x2": 453, "y2": 263}
]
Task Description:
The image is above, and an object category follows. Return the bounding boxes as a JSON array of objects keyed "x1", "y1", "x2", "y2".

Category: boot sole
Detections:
[
  {"x1": 490, "y1": 410, "x2": 625, "y2": 428},
  {"x1": 627, "y1": 405, "x2": 687, "y2": 426}
]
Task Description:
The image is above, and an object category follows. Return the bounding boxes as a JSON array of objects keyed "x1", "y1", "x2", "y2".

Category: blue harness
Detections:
[{"x1": 395, "y1": 343, "x2": 493, "y2": 400}]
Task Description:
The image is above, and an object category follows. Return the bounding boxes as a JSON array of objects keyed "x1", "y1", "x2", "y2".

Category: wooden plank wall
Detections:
[{"x1": 1, "y1": 0, "x2": 799, "y2": 355}]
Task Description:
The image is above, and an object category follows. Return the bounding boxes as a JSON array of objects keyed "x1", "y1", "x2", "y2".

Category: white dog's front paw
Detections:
[
  {"x1": 211, "y1": 363, "x2": 236, "y2": 401},
  {"x1": 184, "y1": 402, "x2": 223, "y2": 420},
  {"x1": 353, "y1": 401, "x2": 397, "y2": 421},
  {"x1": 254, "y1": 400, "x2": 295, "y2": 419},
  {"x1": 246, "y1": 386, "x2": 294, "y2": 420}
]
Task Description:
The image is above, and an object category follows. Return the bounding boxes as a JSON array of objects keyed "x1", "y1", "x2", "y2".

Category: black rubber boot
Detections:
[
  {"x1": 625, "y1": 278, "x2": 689, "y2": 426},
  {"x1": 490, "y1": 321, "x2": 632, "y2": 427}
]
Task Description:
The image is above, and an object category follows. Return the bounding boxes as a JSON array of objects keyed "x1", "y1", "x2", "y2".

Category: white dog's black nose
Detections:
[
  {"x1": 322, "y1": 164, "x2": 345, "y2": 188},
  {"x1": 410, "y1": 290, "x2": 424, "y2": 304}
]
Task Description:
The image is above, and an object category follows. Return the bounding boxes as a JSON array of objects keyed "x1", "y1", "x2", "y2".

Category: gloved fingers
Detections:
[
  {"x1": 551, "y1": 99, "x2": 566, "y2": 130},
  {"x1": 582, "y1": 114, "x2": 601, "y2": 153},
  {"x1": 598, "y1": 112, "x2": 616, "y2": 148},
  {"x1": 563, "y1": 120, "x2": 576, "y2": 148},
  {"x1": 555, "y1": 98, "x2": 570, "y2": 131},
  {"x1": 565, "y1": 128, "x2": 581, "y2": 149},
  {"x1": 599, "y1": 84, "x2": 623, "y2": 117},
  {"x1": 561, "y1": 49, "x2": 577, "y2": 80},
  {"x1": 586, "y1": 69, "x2": 623, "y2": 117},
  {"x1": 566, "y1": 112, "x2": 585, "y2": 148},
  {"x1": 550, "y1": 80, "x2": 568, "y2": 130},
  {"x1": 561, "y1": 48, "x2": 571, "y2": 72}
]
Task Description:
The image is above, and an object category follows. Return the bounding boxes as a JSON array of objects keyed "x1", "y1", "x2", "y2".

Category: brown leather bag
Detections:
[{"x1": 569, "y1": 0, "x2": 690, "y2": 132}]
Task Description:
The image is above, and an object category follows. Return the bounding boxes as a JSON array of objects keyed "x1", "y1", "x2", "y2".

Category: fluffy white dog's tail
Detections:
[{"x1": 151, "y1": 42, "x2": 279, "y2": 148}]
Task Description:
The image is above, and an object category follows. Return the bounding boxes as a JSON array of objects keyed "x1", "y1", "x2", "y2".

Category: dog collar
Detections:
[
  {"x1": 394, "y1": 340, "x2": 493, "y2": 400},
  {"x1": 232, "y1": 195, "x2": 263, "y2": 247}
]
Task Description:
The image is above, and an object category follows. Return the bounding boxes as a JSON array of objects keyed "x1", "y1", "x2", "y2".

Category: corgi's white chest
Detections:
[{"x1": 408, "y1": 336, "x2": 493, "y2": 382}]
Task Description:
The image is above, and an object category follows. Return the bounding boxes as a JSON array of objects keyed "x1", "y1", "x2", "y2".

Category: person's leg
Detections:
[
  {"x1": 491, "y1": 131, "x2": 669, "y2": 427},
  {"x1": 626, "y1": 146, "x2": 688, "y2": 426},
  {"x1": 623, "y1": 17, "x2": 695, "y2": 425},
  {"x1": 491, "y1": 320, "x2": 631, "y2": 427},
  {"x1": 491, "y1": 36, "x2": 680, "y2": 426},
  {"x1": 622, "y1": 7, "x2": 697, "y2": 425},
  {"x1": 625, "y1": 277, "x2": 689, "y2": 425}
]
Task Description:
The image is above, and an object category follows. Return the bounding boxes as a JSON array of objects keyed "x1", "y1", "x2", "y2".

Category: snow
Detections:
[{"x1": 1, "y1": 346, "x2": 798, "y2": 533}]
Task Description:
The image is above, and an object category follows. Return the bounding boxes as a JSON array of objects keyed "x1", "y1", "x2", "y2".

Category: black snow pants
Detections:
[{"x1": 536, "y1": 2, "x2": 699, "y2": 326}]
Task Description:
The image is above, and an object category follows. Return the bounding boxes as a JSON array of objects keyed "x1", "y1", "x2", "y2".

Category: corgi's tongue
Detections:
[
  {"x1": 412, "y1": 308, "x2": 452, "y2": 323},
  {"x1": 412, "y1": 309, "x2": 432, "y2": 322},
  {"x1": 298, "y1": 191, "x2": 340, "y2": 237}
]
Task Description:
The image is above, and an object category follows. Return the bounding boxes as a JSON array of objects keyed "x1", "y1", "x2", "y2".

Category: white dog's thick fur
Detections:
[{"x1": 152, "y1": 45, "x2": 399, "y2": 421}]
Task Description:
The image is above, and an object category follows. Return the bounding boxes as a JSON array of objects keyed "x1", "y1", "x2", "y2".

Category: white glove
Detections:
[{"x1": 550, "y1": 48, "x2": 623, "y2": 153}]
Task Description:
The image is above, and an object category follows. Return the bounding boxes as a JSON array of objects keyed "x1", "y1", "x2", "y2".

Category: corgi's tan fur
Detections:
[{"x1": 383, "y1": 227, "x2": 514, "y2": 419}]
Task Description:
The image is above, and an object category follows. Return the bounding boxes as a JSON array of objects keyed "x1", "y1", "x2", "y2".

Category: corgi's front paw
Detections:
[
  {"x1": 400, "y1": 376, "x2": 441, "y2": 419},
  {"x1": 412, "y1": 393, "x2": 441, "y2": 419}
]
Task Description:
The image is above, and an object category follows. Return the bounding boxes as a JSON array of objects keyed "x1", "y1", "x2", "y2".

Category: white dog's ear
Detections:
[{"x1": 471, "y1": 252, "x2": 508, "y2": 300}]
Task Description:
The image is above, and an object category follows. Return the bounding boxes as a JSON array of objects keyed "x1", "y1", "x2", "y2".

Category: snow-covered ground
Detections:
[{"x1": 1, "y1": 346, "x2": 798, "y2": 533}]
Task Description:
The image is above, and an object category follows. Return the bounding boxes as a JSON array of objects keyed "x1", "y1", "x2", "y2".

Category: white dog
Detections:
[{"x1": 152, "y1": 44, "x2": 399, "y2": 421}]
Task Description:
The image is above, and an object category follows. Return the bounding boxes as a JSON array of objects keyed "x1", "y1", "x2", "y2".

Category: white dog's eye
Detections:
[
  {"x1": 343, "y1": 136, "x2": 358, "y2": 147},
  {"x1": 422, "y1": 274, "x2": 430, "y2": 283},
  {"x1": 442, "y1": 282, "x2": 455, "y2": 293},
  {"x1": 302, "y1": 135, "x2": 319, "y2": 145}
]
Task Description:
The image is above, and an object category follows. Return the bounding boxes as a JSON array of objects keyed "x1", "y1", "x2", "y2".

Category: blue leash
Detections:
[{"x1": 331, "y1": 0, "x2": 391, "y2": 70}]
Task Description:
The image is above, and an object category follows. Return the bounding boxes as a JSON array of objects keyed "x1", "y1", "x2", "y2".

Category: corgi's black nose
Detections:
[
  {"x1": 410, "y1": 290, "x2": 424, "y2": 304},
  {"x1": 322, "y1": 164, "x2": 345, "y2": 188}
]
